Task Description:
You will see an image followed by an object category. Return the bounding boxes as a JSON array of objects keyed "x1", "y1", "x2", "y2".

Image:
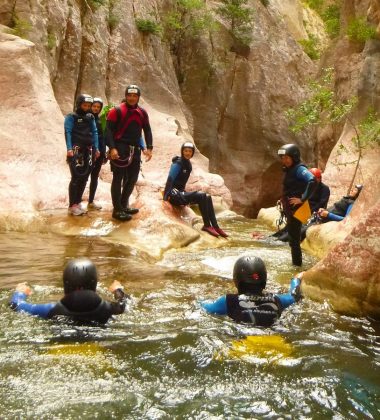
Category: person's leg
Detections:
[
  {"x1": 287, "y1": 216, "x2": 303, "y2": 266},
  {"x1": 206, "y1": 195, "x2": 228, "y2": 237},
  {"x1": 110, "y1": 165, "x2": 124, "y2": 211},
  {"x1": 88, "y1": 157, "x2": 102, "y2": 205},
  {"x1": 121, "y1": 150, "x2": 141, "y2": 214},
  {"x1": 184, "y1": 192, "x2": 220, "y2": 237}
]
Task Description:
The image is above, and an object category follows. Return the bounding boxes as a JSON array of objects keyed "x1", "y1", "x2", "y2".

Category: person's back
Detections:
[
  {"x1": 10, "y1": 259, "x2": 127, "y2": 325},
  {"x1": 201, "y1": 256, "x2": 302, "y2": 327}
]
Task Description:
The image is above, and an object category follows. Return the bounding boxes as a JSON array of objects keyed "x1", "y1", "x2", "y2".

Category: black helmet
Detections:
[
  {"x1": 278, "y1": 144, "x2": 301, "y2": 163},
  {"x1": 92, "y1": 97, "x2": 104, "y2": 111},
  {"x1": 63, "y1": 258, "x2": 98, "y2": 294},
  {"x1": 125, "y1": 84, "x2": 141, "y2": 97},
  {"x1": 233, "y1": 256, "x2": 267, "y2": 294},
  {"x1": 181, "y1": 142, "x2": 195, "y2": 157},
  {"x1": 75, "y1": 93, "x2": 93, "y2": 109}
]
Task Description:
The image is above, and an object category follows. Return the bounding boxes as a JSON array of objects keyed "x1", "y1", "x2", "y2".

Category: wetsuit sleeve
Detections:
[
  {"x1": 139, "y1": 136, "x2": 146, "y2": 150},
  {"x1": 276, "y1": 277, "x2": 302, "y2": 309},
  {"x1": 106, "y1": 107, "x2": 118, "y2": 149},
  {"x1": 64, "y1": 114, "x2": 74, "y2": 150},
  {"x1": 91, "y1": 118, "x2": 99, "y2": 151},
  {"x1": 200, "y1": 295, "x2": 228, "y2": 315},
  {"x1": 327, "y1": 203, "x2": 353, "y2": 221},
  {"x1": 9, "y1": 292, "x2": 56, "y2": 319},
  {"x1": 142, "y1": 111, "x2": 153, "y2": 150},
  {"x1": 163, "y1": 162, "x2": 181, "y2": 200},
  {"x1": 296, "y1": 167, "x2": 317, "y2": 202}
]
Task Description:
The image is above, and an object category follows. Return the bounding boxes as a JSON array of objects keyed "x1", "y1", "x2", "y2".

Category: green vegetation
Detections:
[
  {"x1": 321, "y1": 5, "x2": 340, "y2": 38},
  {"x1": 259, "y1": 0, "x2": 270, "y2": 6},
  {"x1": 8, "y1": 16, "x2": 32, "y2": 39},
  {"x1": 88, "y1": 0, "x2": 106, "y2": 10},
  {"x1": 347, "y1": 18, "x2": 377, "y2": 44},
  {"x1": 286, "y1": 68, "x2": 380, "y2": 190},
  {"x1": 216, "y1": 0, "x2": 254, "y2": 46},
  {"x1": 161, "y1": 0, "x2": 216, "y2": 48},
  {"x1": 135, "y1": 18, "x2": 162, "y2": 35},
  {"x1": 47, "y1": 32, "x2": 56, "y2": 50},
  {"x1": 299, "y1": 34, "x2": 320, "y2": 60},
  {"x1": 303, "y1": 0, "x2": 324, "y2": 13}
]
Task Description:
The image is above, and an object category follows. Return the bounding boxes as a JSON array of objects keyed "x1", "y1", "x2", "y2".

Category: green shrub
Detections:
[
  {"x1": 216, "y1": 0, "x2": 254, "y2": 46},
  {"x1": 136, "y1": 18, "x2": 162, "y2": 35},
  {"x1": 47, "y1": 32, "x2": 56, "y2": 50},
  {"x1": 321, "y1": 5, "x2": 340, "y2": 38},
  {"x1": 88, "y1": 0, "x2": 106, "y2": 10},
  {"x1": 347, "y1": 18, "x2": 377, "y2": 43},
  {"x1": 299, "y1": 35, "x2": 320, "y2": 60},
  {"x1": 9, "y1": 16, "x2": 32, "y2": 39},
  {"x1": 304, "y1": 0, "x2": 324, "y2": 13},
  {"x1": 108, "y1": 12, "x2": 120, "y2": 31}
]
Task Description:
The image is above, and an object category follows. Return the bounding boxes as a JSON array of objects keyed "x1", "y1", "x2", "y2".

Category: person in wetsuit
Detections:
[
  {"x1": 163, "y1": 142, "x2": 228, "y2": 238},
  {"x1": 274, "y1": 167, "x2": 330, "y2": 242},
  {"x1": 87, "y1": 97, "x2": 107, "y2": 211},
  {"x1": 64, "y1": 94, "x2": 100, "y2": 216},
  {"x1": 106, "y1": 84, "x2": 153, "y2": 221},
  {"x1": 317, "y1": 184, "x2": 363, "y2": 222},
  {"x1": 278, "y1": 144, "x2": 316, "y2": 266},
  {"x1": 9, "y1": 258, "x2": 127, "y2": 324},
  {"x1": 200, "y1": 255, "x2": 302, "y2": 326}
]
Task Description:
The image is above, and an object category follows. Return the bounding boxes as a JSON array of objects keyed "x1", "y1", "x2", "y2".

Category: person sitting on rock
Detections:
[
  {"x1": 163, "y1": 142, "x2": 228, "y2": 238},
  {"x1": 200, "y1": 255, "x2": 302, "y2": 327},
  {"x1": 317, "y1": 184, "x2": 363, "y2": 222},
  {"x1": 9, "y1": 258, "x2": 127, "y2": 325}
]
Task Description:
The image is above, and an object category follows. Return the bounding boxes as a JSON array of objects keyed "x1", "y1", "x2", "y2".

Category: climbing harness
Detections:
[
  {"x1": 275, "y1": 199, "x2": 286, "y2": 230},
  {"x1": 69, "y1": 145, "x2": 93, "y2": 177},
  {"x1": 110, "y1": 146, "x2": 135, "y2": 168}
]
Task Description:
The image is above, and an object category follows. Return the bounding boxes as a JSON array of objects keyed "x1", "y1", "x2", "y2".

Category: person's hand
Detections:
[
  {"x1": 15, "y1": 283, "x2": 32, "y2": 295},
  {"x1": 289, "y1": 197, "x2": 303, "y2": 206},
  {"x1": 95, "y1": 150, "x2": 100, "y2": 159},
  {"x1": 66, "y1": 150, "x2": 74, "y2": 158},
  {"x1": 295, "y1": 271, "x2": 304, "y2": 280},
  {"x1": 318, "y1": 209, "x2": 329, "y2": 218},
  {"x1": 143, "y1": 149, "x2": 153, "y2": 162},
  {"x1": 109, "y1": 280, "x2": 123, "y2": 293},
  {"x1": 110, "y1": 148, "x2": 119, "y2": 160}
]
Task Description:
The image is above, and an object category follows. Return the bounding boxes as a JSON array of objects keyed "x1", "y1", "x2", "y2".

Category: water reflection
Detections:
[{"x1": 0, "y1": 220, "x2": 379, "y2": 418}]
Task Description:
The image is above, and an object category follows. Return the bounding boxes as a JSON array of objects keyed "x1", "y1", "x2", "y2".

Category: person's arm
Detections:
[
  {"x1": 298, "y1": 167, "x2": 317, "y2": 202},
  {"x1": 276, "y1": 273, "x2": 302, "y2": 310},
  {"x1": 200, "y1": 295, "x2": 228, "y2": 315},
  {"x1": 90, "y1": 117, "x2": 99, "y2": 152},
  {"x1": 9, "y1": 284, "x2": 56, "y2": 319},
  {"x1": 163, "y1": 162, "x2": 181, "y2": 201},
  {"x1": 142, "y1": 110, "x2": 153, "y2": 150},
  {"x1": 109, "y1": 280, "x2": 129, "y2": 315},
  {"x1": 139, "y1": 136, "x2": 146, "y2": 150},
  {"x1": 64, "y1": 114, "x2": 74, "y2": 152}
]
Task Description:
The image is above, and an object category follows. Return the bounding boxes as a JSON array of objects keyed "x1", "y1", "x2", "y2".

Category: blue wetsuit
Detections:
[
  {"x1": 201, "y1": 277, "x2": 301, "y2": 326},
  {"x1": 10, "y1": 289, "x2": 126, "y2": 324}
]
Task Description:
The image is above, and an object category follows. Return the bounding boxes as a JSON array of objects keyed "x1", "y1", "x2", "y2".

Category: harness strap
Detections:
[{"x1": 110, "y1": 146, "x2": 135, "y2": 168}]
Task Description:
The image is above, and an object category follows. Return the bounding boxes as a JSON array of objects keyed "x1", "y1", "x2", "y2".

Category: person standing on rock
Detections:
[
  {"x1": 277, "y1": 144, "x2": 316, "y2": 266},
  {"x1": 64, "y1": 94, "x2": 99, "y2": 216},
  {"x1": 87, "y1": 97, "x2": 107, "y2": 211},
  {"x1": 163, "y1": 142, "x2": 228, "y2": 238},
  {"x1": 106, "y1": 84, "x2": 153, "y2": 221}
]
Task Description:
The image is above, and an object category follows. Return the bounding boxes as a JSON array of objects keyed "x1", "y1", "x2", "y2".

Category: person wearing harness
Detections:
[
  {"x1": 278, "y1": 144, "x2": 316, "y2": 266},
  {"x1": 163, "y1": 142, "x2": 228, "y2": 238},
  {"x1": 106, "y1": 84, "x2": 153, "y2": 221},
  {"x1": 9, "y1": 258, "x2": 128, "y2": 325},
  {"x1": 64, "y1": 94, "x2": 99, "y2": 216},
  {"x1": 88, "y1": 97, "x2": 107, "y2": 211},
  {"x1": 200, "y1": 256, "x2": 302, "y2": 326},
  {"x1": 273, "y1": 167, "x2": 330, "y2": 242},
  {"x1": 317, "y1": 184, "x2": 363, "y2": 221}
]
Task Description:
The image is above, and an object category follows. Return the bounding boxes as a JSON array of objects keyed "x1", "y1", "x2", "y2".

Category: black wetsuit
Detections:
[
  {"x1": 89, "y1": 115, "x2": 106, "y2": 204},
  {"x1": 163, "y1": 156, "x2": 219, "y2": 228},
  {"x1": 106, "y1": 103, "x2": 153, "y2": 212}
]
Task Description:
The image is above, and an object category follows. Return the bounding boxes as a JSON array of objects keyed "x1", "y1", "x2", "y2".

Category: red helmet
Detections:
[{"x1": 310, "y1": 167, "x2": 322, "y2": 181}]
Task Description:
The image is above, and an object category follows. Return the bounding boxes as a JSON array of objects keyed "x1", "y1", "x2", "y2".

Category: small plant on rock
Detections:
[
  {"x1": 347, "y1": 18, "x2": 377, "y2": 44},
  {"x1": 136, "y1": 18, "x2": 162, "y2": 35}
]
